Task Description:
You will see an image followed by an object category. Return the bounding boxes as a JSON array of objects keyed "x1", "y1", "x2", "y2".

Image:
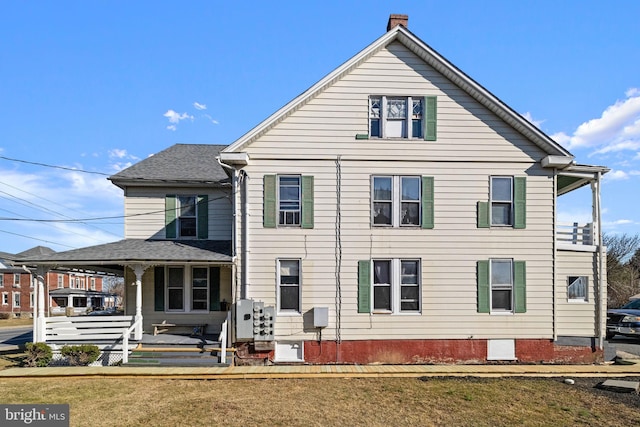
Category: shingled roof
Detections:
[{"x1": 109, "y1": 144, "x2": 229, "y2": 187}]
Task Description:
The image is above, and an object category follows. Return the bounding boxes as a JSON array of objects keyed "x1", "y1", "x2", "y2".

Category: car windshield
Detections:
[{"x1": 621, "y1": 299, "x2": 640, "y2": 309}]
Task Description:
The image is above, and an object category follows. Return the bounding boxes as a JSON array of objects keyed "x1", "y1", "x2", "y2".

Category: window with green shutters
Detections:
[
  {"x1": 371, "y1": 175, "x2": 434, "y2": 228},
  {"x1": 358, "y1": 259, "x2": 421, "y2": 314},
  {"x1": 368, "y1": 95, "x2": 436, "y2": 140},
  {"x1": 154, "y1": 265, "x2": 222, "y2": 312},
  {"x1": 477, "y1": 259, "x2": 526, "y2": 313},
  {"x1": 263, "y1": 175, "x2": 314, "y2": 228},
  {"x1": 165, "y1": 194, "x2": 209, "y2": 238},
  {"x1": 477, "y1": 176, "x2": 526, "y2": 229}
]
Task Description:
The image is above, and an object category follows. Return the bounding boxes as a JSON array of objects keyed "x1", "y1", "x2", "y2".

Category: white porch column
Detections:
[
  {"x1": 35, "y1": 266, "x2": 48, "y2": 342},
  {"x1": 130, "y1": 264, "x2": 151, "y2": 340}
]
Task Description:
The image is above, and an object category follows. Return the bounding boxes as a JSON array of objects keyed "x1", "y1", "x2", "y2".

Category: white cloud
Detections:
[
  {"x1": 556, "y1": 89, "x2": 640, "y2": 152},
  {"x1": 203, "y1": 113, "x2": 219, "y2": 125},
  {"x1": 163, "y1": 109, "x2": 194, "y2": 130},
  {"x1": 193, "y1": 102, "x2": 207, "y2": 110},
  {"x1": 108, "y1": 149, "x2": 128, "y2": 159},
  {"x1": 603, "y1": 170, "x2": 629, "y2": 181},
  {"x1": 521, "y1": 112, "x2": 544, "y2": 128}
]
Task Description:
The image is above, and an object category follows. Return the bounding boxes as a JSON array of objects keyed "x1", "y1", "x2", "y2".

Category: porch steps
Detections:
[{"x1": 124, "y1": 345, "x2": 231, "y2": 367}]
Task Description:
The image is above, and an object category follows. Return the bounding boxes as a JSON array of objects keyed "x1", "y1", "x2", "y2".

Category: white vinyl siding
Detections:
[{"x1": 123, "y1": 187, "x2": 232, "y2": 240}]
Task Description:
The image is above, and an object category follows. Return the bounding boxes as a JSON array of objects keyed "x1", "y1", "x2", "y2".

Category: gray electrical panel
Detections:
[
  {"x1": 235, "y1": 299, "x2": 255, "y2": 341},
  {"x1": 313, "y1": 306, "x2": 329, "y2": 328}
]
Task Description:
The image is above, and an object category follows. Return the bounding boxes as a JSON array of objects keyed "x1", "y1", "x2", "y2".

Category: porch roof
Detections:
[{"x1": 13, "y1": 239, "x2": 233, "y2": 274}]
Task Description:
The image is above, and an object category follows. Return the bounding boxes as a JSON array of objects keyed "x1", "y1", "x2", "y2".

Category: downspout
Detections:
[
  {"x1": 552, "y1": 169, "x2": 557, "y2": 341},
  {"x1": 596, "y1": 171, "x2": 605, "y2": 350}
]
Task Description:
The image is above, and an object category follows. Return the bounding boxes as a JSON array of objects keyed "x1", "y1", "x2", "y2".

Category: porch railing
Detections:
[
  {"x1": 556, "y1": 222, "x2": 594, "y2": 246},
  {"x1": 218, "y1": 311, "x2": 231, "y2": 364}
]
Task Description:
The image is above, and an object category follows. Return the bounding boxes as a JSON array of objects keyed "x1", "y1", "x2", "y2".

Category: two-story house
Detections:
[{"x1": 20, "y1": 15, "x2": 607, "y2": 364}]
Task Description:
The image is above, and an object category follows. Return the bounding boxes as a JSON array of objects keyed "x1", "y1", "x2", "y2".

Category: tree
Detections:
[
  {"x1": 604, "y1": 233, "x2": 640, "y2": 308},
  {"x1": 103, "y1": 276, "x2": 125, "y2": 307}
]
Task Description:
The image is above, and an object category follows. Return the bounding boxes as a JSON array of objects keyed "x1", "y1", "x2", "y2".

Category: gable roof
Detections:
[
  {"x1": 222, "y1": 24, "x2": 572, "y2": 159},
  {"x1": 109, "y1": 144, "x2": 229, "y2": 188},
  {"x1": 16, "y1": 246, "x2": 55, "y2": 258}
]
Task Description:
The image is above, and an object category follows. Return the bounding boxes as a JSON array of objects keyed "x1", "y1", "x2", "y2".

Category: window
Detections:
[
  {"x1": 13, "y1": 274, "x2": 20, "y2": 288},
  {"x1": 30, "y1": 292, "x2": 34, "y2": 308},
  {"x1": 568, "y1": 276, "x2": 588, "y2": 302},
  {"x1": 167, "y1": 267, "x2": 185, "y2": 311},
  {"x1": 57, "y1": 274, "x2": 63, "y2": 288},
  {"x1": 165, "y1": 195, "x2": 209, "y2": 239},
  {"x1": 191, "y1": 267, "x2": 209, "y2": 311},
  {"x1": 477, "y1": 259, "x2": 526, "y2": 314},
  {"x1": 263, "y1": 175, "x2": 314, "y2": 229},
  {"x1": 478, "y1": 177, "x2": 526, "y2": 229},
  {"x1": 370, "y1": 96, "x2": 436, "y2": 139},
  {"x1": 0, "y1": 275, "x2": 3, "y2": 287},
  {"x1": 90, "y1": 278, "x2": 96, "y2": 290},
  {"x1": 2, "y1": 292, "x2": 8, "y2": 305},
  {"x1": 359, "y1": 259, "x2": 421, "y2": 314},
  {"x1": 278, "y1": 259, "x2": 301, "y2": 313},
  {"x1": 12, "y1": 292, "x2": 20, "y2": 308},
  {"x1": 372, "y1": 176, "x2": 433, "y2": 228},
  {"x1": 279, "y1": 176, "x2": 301, "y2": 225},
  {"x1": 75, "y1": 278, "x2": 80, "y2": 289}
]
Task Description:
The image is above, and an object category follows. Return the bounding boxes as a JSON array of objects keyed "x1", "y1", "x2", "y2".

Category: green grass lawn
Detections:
[{"x1": 0, "y1": 375, "x2": 637, "y2": 426}]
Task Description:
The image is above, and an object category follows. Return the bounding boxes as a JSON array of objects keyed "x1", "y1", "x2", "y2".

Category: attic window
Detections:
[{"x1": 370, "y1": 96, "x2": 436, "y2": 140}]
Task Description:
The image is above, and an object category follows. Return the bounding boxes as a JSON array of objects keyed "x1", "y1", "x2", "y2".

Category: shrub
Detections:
[
  {"x1": 24, "y1": 342, "x2": 53, "y2": 367},
  {"x1": 61, "y1": 345, "x2": 100, "y2": 366}
]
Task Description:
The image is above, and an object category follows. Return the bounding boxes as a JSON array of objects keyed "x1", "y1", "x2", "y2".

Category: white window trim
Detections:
[
  {"x1": 176, "y1": 195, "x2": 198, "y2": 238},
  {"x1": 278, "y1": 175, "x2": 302, "y2": 227},
  {"x1": 371, "y1": 258, "x2": 421, "y2": 314},
  {"x1": 490, "y1": 258, "x2": 514, "y2": 314},
  {"x1": 370, "y1": 95, "x2": 423, "y2": 139},
  {"x1": 2, "y1": 292, "x2": 8, "y2": 305},
  {"x1": 57, "y1": 274, "x2": 64, "y2": 289},
  {"x1": 12, "y1": 291, "x2": 20, "y2": 308},
  {"x1": 567, "y1": 276, "x2": 589, "y2": 303},
  {"x1": 13, "y1": 274, "x2": 20, "y2": 288},
  {"x1": 30, "y1": 292, "x2": 34, "y2": 308},
  {"x1": 90, "y1": 278, "x2": 96, "y2": 290},
  {"x1": 490, "y1": 176, "x2": 514, "y2": 227},
  {"x1": 277, "y1": 258, "x2": 302, "y2": 315},
  {"x1": 165, "y1": 266, "x2": 210, "y2": 313},
  {"x1": 371, "y1": 175, "x2": 422, "y2": 227}
]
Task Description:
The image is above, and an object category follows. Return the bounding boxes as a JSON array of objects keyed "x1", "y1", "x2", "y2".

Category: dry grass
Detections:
[
  {"x1": 0, "y1": 376, "x2": 637, "y2": 426},
  {"x1": 0, "y1": 317, "x2": 33, "y2": 327}
]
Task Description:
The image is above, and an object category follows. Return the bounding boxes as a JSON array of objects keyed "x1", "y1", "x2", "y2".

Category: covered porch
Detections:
[{"x1": 15, "y1": 238, "x2": 234, "y2": 365}]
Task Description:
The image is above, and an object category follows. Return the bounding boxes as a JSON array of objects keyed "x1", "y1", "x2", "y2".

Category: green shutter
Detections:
[
  {"x1": 301, "y1": 175, "x2": 314, "y2": 229},
  {"x1": 165, "y1": 195, "x2": 177, "y2": 238},
  {"x1": 477, "y1": 201, "x2": 490, "y2": 228},
  {"x1": 424, "y1": 96, "x2": 437, "y2": 141},
  {"x1": 358, "y1": 260, "x2": 371, "y2": 313},
  {"x1": 154, "y1": 267, "x2": 165, "y2": 312},
  {"x1": 263, "y1": 175, "x2": 277, "y2": 228},
  {"x1": 513, "y1": 177, "x2": 527, "y2": 229},
  {"x1": 197, "y1": 195, "x2": 209, "y2": 239},
  {"x1": 421, "y1": 176, "x2": 434, "y2": 229},
  {"x1": 514, "y1": 261, "x2": 526, "y2": 313},
  {"x1": 209, "y1": 267, "x2": 221, "y2": 311},
  {"x1": 477, "y1": 261, "x2": 490, "y2": 313}
]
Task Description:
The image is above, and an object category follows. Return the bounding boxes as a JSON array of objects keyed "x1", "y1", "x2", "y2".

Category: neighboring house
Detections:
[
  {"x1": 1, "y1": 247, "x2": 108, "y2": 317},
  {"x1": 19, "y1": 15, "x2": 608, "y2": 364}
]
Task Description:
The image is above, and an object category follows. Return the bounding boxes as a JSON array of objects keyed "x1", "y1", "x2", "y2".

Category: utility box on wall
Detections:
[
  {"x1": 313, "y1": 307, "x2": 329, "y2": 328},
  {"x1": 235, "y1": 299, "x2": 255, "y2": 342},
  {"x1": 253, "y1": 302, "x2": 275, "y2": 342}
]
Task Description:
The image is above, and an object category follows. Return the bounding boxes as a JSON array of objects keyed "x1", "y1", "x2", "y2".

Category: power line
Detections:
[
  {"x1": 0, "y1": 155, "x2": 110, "y2": 176},
  {"x1": 0, "y1": 228, "x2": 77, "y2": 249}
]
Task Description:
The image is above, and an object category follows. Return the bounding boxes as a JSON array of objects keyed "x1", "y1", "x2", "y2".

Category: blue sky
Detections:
[{"x1": 1, "y1": 1, "x2": 639, "y2": 254}]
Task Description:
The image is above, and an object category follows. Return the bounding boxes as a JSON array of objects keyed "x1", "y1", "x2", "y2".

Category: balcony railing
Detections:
[{"x1": 556, "y1": 222, "x2": 594, "y2": 246}]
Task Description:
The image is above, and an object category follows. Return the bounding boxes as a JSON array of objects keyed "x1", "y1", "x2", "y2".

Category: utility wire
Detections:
[
  {"x1": 0, "y1": 155, "x2": 110, "y2": 176},
  {"x1": 0, "y1": 228, "x2": 77, "y2": 249}
]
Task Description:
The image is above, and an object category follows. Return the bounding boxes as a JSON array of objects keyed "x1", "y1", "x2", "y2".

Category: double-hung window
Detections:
[
  {"x1": 278, "y1": 259, "x2": 301, "y2": 314},
  {"x1": 57, "y1": 274, "x2": 63, "y2": 289},
  {"x1": 478, "y1": 176, "x2": 526, "y2": 229},
  {"x1": 165, "y1": 194, "x2": 209, "y2": 239},
  {"x1": 372, "y1": 176, "x2": 433, "y2": 227},
  {"x1": 191, "y1": 267, "x2": 209, "y2": 310},
  {"x1": 90, "y1": 278, "x2": 96, "y2": 290},
  {"x1": 12, "y1": 292, "x2": 20, "y2": 308},
  {"x1": 13, "y1": 274, "x2": 20, "y2": 288},
  {"x1": 279, "y1": 176, "x2": 301, "y2": 226},
  {"x1": 370, "y1": 96, "x2": 432, "y2": 139},
  {"x1": 263, "y1": 175, "x2": 314, "y2": 229},
  {"x1": 167, "y1": 267, "x2": 185, "y2": 311},
  {"x1": 477, "y1": 259, "x2": 526, "y2": 314},
  {"x1": 567, "y1": 276, "x2": 588, "y2": 302},
  {"x1": 177, "y1": 196, "x2": 197, "y2": 237},
  {"x1": 0, "y1": 275, "x2": 3, "y2": 287},
  {"x1": 2, "y1": 292, "x2": 8, "y2": 305},
  {"x1": 154, "y1": 266, "x2": 221, "y2": 312},
  {"x1": 359, "y1": 259, "x2": 421, "y2": 314}
]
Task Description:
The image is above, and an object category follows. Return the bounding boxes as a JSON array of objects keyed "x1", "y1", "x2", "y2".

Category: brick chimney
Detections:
[{"x1": 387, "y1": 14, "x2": 408, "y2": 31}]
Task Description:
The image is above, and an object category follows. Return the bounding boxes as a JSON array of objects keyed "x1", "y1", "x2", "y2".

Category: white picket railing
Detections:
[
  {"x1": 218, "y1": 310, "x2": 231, "y2": 364},
  {"x1": 556, "y1": 222, "x2": 594, "y2": 246}
]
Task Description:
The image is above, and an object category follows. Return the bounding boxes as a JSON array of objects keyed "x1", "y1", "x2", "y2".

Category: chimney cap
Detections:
[{"x1": 387, "y1": 14, "x2": 408, "y2": 31}]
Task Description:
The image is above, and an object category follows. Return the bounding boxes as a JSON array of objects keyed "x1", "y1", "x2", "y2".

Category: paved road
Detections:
[
  {"x1": 0, "y1": 326, "x2": 32, "y2": 350},
  {"x1": 608, "y1": 335, "x2": 640, "y2": 357}
]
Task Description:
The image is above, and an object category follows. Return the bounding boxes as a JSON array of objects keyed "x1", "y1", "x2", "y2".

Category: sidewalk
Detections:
[{"x1": 2, "y1": 361, "x2": 640, "y2": 380}]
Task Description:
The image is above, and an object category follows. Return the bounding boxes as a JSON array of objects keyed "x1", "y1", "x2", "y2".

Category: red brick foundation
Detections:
[{"x1": 234, "y1": 339, "x2": 602, "y2": 365}]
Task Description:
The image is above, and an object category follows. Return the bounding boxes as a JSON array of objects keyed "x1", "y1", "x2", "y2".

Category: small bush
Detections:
[
  {"x1": 61, "y1": 345, "x2": 100, "y2": 366},
  {"x1": 0, "y1": 312, "x2": 12, "y2": 320},
  {"x1": 24, "y1": 342, "x2": 53, "y2": 367}
]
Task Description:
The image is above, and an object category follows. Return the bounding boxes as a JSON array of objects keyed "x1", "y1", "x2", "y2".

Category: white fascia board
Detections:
[
  {"x1": 219, "y1": 152, "x2": 249, "y2": 166},
  {"x1": 541, "y1": 155, "x2": 575, "y2": 168}
]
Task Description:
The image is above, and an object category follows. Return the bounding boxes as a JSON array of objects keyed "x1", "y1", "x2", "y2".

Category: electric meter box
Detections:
[{"x1": 235, "y1": 299, "x2": 255, "y2": 341}]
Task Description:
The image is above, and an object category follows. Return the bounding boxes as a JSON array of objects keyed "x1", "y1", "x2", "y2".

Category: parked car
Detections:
[
  {"x1": 606, "y1": 299, "x2": 640, "y2": 339},
  {"x1": 87, "y1": 307, "x2": 119, "y2": 316}
]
